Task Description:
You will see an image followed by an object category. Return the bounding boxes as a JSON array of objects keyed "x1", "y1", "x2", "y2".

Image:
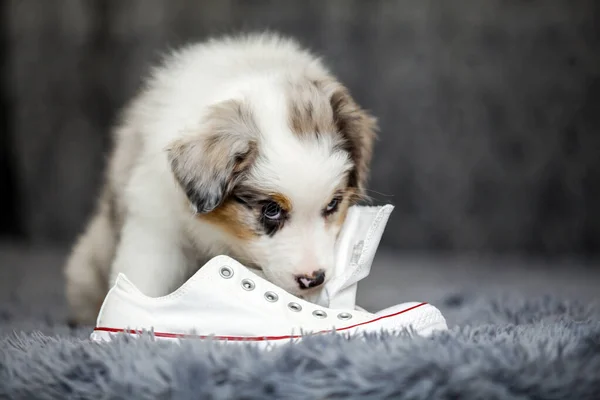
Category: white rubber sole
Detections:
[{"x1": 89, "y1": 302, "x2": 448, "y2": 348}]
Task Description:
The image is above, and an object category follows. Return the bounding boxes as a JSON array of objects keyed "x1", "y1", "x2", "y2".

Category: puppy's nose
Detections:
[{"x1": 295, "y1": 270, "x2": 326, "y2": 290}]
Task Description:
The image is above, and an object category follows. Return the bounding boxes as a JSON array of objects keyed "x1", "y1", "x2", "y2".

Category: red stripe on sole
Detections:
[{"x1": 93, "y1": 302, "x2": 428, "y2": 342}]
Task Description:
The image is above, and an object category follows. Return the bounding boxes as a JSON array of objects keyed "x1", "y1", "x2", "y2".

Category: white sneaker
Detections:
[{"x1": 90, "y1": 255, "x2": 448, "y2": 347}]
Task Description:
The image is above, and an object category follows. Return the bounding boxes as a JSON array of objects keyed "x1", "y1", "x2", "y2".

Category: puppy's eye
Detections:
[
  {"x1": 324, "y1": 197, "x2": 340, "y2": 215},
  {"x1": 262, "y1": 201, "x2": 283, "y2": 220},
  {"x1": 326, "y1": 198, "x2": 338, "y2": 211}
]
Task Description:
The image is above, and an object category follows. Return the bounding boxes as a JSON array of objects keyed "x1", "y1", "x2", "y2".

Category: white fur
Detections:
[{"x1": 64, "y1": 33, "x2": 357, "y2": 324}]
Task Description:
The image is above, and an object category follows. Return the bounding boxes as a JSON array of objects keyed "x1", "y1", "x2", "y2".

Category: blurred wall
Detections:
[{"x1": 1, "y1": 0, "x2": 599, "y2": 256}]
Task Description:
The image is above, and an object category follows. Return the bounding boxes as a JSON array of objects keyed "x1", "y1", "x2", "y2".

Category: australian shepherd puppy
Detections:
[{"x1": 64, "y1": 33, "x2": 377, "y2": 325}]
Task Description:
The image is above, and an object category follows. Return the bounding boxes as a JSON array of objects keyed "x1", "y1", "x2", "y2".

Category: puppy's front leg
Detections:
[{"x1": 109, "y1": 216, "x2": 189, "y2": 297}]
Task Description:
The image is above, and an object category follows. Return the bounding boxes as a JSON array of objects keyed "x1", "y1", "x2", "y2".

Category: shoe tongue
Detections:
[{"x1": 315, "y1": 204, "x2": 394, "y2": 308}]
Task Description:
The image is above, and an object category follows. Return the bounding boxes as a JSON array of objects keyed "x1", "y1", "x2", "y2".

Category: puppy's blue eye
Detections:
[
  {"x1": 326, "y1": 199, "x2": 338, "y2": 211},
  {"x1": 262, "y1": 201, "x2": 282, "y2": 220},
  {"x1": 325, "y1": 198, "x2": 340, "y2": 213}
]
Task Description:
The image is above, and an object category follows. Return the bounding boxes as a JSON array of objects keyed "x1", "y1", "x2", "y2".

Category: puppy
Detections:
[{"x1": 64, "y1": 33, "x2": 377, "y2": 325}]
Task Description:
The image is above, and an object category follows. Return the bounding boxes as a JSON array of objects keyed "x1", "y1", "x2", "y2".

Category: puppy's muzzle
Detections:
[{"x1": 295, "y1": 270, "x2": 326, "y2": 290}]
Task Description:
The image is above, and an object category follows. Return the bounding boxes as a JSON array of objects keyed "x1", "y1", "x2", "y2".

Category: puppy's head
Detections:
[{"x1": 168, "y1": 78, "x2": 376, "y2": 296}]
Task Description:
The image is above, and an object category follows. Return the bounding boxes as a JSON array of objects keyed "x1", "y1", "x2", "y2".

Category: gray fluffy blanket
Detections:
[{"x1": 1, "y1": 295, "x2": 599, "y2": 400}]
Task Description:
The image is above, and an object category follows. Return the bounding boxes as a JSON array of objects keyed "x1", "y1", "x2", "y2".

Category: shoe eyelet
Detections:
[
  {"x1": 219, "y1": 266, "x2": 234, "y2": 279},
  {"x1": 241, "y1": 279, "x2": 255, "y2": 291},
  {"x1": 288, "y1": 302, "x2": 302, "y2": 312},
  {"x1": 337, "y1": 312, "x2": 352, "y2": 320},
  {"x1": 312, "y1": 310, "x2": 327, "y2": 318},
  {"x1": 264, "y1": 291, "x2": 279, "y2": 302}
]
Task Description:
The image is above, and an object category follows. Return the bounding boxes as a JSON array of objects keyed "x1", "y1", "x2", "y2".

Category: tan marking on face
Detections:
[
  {"x1": 270, "y1": 192, "x2": 293, "y2": 212},
  {"x1": 334, "y1": 199, "x2": 351, "y2": 228},
  {"x1": 199, "y1": 200, "x2": 257, "y2": 241},
  {"x1": 326, "y1": 187, "x2": 357, "y2": 229}
]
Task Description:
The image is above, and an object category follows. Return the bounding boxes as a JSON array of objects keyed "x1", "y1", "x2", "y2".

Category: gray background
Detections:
[{"x1": 1, "y1": 0, "x2": 599, "y2": 257}]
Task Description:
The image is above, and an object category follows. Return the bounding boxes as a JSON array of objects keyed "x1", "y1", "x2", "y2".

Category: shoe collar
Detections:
[{"x1": 317, "y1": 204, "x2": 394, "y2": 307}]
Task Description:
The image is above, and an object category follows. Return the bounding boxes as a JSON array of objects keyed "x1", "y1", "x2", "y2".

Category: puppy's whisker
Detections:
[
  {"x1": 363, "y1": 188, "x2": 394, "y2": 197},
  {"x1": 348, "y1": 191, "x2": 374, "y2": 205}
]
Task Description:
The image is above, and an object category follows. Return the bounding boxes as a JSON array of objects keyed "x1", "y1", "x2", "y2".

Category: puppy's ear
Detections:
[
  {"x1": 329, "y1": 84, "x2": 378, "y2": 194},
  {"x1": 167, "y1": 100, "x2": 259, "y2": 214}
]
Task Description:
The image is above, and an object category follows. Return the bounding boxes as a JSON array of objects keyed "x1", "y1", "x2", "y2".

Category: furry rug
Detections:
[{"x1": 1, "y1": 295, "x2": 599, "y2": 400}]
